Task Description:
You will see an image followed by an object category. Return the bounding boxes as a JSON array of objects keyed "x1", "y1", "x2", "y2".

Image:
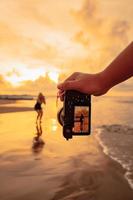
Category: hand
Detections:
[
  {"x1": 57, "y1": 72, "x2": 108, "y2": 100},
  {"x1": 57, "y1": 42, "x2": 133, "y2": 101}
]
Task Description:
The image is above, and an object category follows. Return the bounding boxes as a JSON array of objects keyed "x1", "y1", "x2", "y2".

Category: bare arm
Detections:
[
  {"x1": 57, "y1": 41, "x2": 133, "y2": 99},
  {"x1": 101, "y1": 41, "x2": 133, "y2": 92}
]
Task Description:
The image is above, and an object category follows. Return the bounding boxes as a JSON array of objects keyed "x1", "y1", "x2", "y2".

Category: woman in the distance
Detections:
[{"x1": 34, "y1": 93, "x2": 46, "y2": 123}]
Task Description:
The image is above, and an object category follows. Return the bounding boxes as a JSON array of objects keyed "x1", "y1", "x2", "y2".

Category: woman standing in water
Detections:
[{"x1": 34, "y1": 93, "x2": 46, "y2": 123}]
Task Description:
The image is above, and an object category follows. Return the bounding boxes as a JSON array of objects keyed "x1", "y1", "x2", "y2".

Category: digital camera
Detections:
[{"x1": 57, "y1": 90, "x2": 91, "y2": 140}]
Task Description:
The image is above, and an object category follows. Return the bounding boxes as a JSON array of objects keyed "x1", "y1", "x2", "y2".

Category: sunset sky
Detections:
[{"x1": 0, "y1": 0, "x2": 132, "y2": 95}]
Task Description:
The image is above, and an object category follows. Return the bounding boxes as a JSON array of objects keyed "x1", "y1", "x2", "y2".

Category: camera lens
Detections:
[{"x1": 57, "y1": 107, "x2": 64, "y2": 126}]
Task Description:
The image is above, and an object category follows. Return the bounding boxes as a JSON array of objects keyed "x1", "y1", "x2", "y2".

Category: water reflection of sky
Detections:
[
  {"x1": 0, "y1": 96, "x2": 133, "y2": 200},
  {"x1": 51, "y1": 118, "x2": 58, "y2": 132},
  {"x1": 0, "y1": 96, "x2": 132, "y2": 157}
]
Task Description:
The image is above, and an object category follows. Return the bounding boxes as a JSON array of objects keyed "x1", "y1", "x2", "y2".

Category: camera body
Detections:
[{"x1": 57, "y1": 90, "x2": 91, "y2": 140}]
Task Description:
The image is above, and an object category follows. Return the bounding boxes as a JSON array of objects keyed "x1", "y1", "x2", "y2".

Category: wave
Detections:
[{"x1": 95, "y1": 124, "x2": 133, "y2": 190}]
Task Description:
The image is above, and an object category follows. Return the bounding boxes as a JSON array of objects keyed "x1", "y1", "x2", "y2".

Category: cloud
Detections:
[
  {"x1": 71, "y1": 0, "x2": 131, "y2": 70},
  {"x1": 0, "y1": 74, "x2": 12, "y2": 92},
  {"x1": 15, "y1": 73, "x2": 57, "y2": 95},
  {"x1": 0, "y1": 0, "x2": 132, "y2": 95},
  {"x1": 0, "y1": 72, "x2": 57, "y2": 95},
  {"x1": 6, "y1": 68, "x2": 21, "y2": 77},
  {"x1": 0, "y1": 0, "x2": 60, "y2": 67},
  {"x1": 0, "y1": 75, "x2": 6, "y2": 84},
  {"x1": 0, "y1": 0, "x2": 86, "y2": 71}
]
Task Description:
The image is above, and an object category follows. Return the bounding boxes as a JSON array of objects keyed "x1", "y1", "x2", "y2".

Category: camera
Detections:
[{"x1": 57, "y1": 90, "x2": 91, "y2": 140}]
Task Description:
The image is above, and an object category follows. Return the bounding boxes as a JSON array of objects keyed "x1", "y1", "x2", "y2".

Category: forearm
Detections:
[
  {"x1": 57, "y1": 42, "x2": 133, "y2": 98},
  {"x1": 101, "y1": 41, "x2": 133, "y2": 91}
]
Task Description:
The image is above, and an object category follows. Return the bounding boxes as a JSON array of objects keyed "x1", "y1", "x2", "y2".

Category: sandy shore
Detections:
[
  {"x1": 0, "y1": 99, "x2": 133, "y2": 200},
  {"x1": 51, "y1": 140, "x2": 133, "y2": 200}
]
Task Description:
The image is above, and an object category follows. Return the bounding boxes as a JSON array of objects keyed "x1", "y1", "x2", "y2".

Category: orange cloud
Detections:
[
  {"x1": 0, "y1": 0, "x2": 132, "y2": 95},
  {"x1": 71, "y1": 0, "x2": 131, "y2": 70},
  {"x1": 6, "y1": 68, "x2": 21, "y2": 77},
  {"x1": 16, "y1": 74, "x2": 57, "y2": 95},
  {"x1": 0, "y1": 73, "x2": 56, "y2": 95},
  {"x1": 0, "y1": 74, "x2": 12, "y2": 94}
]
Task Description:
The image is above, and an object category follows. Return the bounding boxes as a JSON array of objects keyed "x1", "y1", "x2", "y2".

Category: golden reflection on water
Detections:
[
  {"x1": 51, "y1": 118, "x2": 58, "y2": 132},
  {"x1": 0, "y1": 96, "x2": 132, "y2": 158},
  {"x1": 0, "y1": 98, "x2": 93, "y2": 158},
  {"x1": 0, "y1": 95, "x2": 133, "y2": 200},
  {"x1": 32, "y1": 122, "x2": 45, "y2": 154}
]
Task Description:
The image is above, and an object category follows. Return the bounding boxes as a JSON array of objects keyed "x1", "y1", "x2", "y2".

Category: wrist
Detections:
[{"x1": 96, "y1": 71, "x2": 111, "y2": 95}]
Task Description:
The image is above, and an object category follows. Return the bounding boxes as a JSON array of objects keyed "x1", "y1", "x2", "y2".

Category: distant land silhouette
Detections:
[{"x1": 0, "y1": 95, "x2": 34, "y2": 100}]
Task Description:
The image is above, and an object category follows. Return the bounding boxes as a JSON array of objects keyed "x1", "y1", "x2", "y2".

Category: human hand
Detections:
[{"x1": 57, "y1": 72, "x2": 108, "y2": 100}]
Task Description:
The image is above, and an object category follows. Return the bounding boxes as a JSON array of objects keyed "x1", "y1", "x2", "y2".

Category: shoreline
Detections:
[
  {"x1": 0, "y1": 98, "x2": 133, "y2": 200},
  {"x1": 0, "y1": 106, "x2": 33, "y2": 114},
  {"x1": 0, "y1": 99, "x2": 34, "y2": 114},
  {"x1": 51, "y1": 135, "x2": 133, "y2": 200},
  {"x1": 95, "y1": 127, "x2": 133, "y2": 191}
]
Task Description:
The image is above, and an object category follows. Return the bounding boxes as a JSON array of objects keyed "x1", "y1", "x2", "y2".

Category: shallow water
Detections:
[
  {"x1": 0, "y1": 96, "x2": 133, "y2": 199},
  {"x1": 0, "y1": 98, "x2": 99, "y2": 200},
  {"x1": 93, "y1": 96, "x2": 133, "y2": 189},
  {"x1": 96, "y1": 125, "x2": 133, "y2": 189}
]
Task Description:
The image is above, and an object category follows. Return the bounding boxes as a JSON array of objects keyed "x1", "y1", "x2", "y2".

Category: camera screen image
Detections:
[{"x1": 73, "y1": 106, "x2": 89, "y2": 133}]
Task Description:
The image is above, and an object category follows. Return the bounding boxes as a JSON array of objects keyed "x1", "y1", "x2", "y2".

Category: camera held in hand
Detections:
[{"x1": 57, "y1": 90, "x2": 91, "y2": 140}]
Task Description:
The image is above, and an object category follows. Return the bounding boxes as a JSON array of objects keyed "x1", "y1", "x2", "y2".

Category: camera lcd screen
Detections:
[{"x1": 73, "y1": 106, "x2": 89, "y2": 133}]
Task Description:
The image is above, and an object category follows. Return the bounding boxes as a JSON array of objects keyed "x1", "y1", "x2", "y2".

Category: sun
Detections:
[{"x1": 48, "y1": 71, "x2": 59, "y2": 84}]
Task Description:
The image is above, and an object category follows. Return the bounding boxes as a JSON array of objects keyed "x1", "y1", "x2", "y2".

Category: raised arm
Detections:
[
  {"x1": 101, "y1": 41, "x2": 133, "y2": 92},
  {"x1": 57, "y1": 41, "x2": 133, "y2": 98}
]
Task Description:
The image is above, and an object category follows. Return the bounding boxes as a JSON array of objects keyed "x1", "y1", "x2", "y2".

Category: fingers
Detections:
[
  {"x1": 57, "y1": 72, "x2": 81, "y2": 101},
  {"x1": 57, "y1": 89, "x2": 65, "y2": 101},
  {"x1": 64, "y1": 72, "x2": 79, "y2": 82},
  {"x1": 57, "y1": 72, "x2": 81, "y2": 90},
  {"x1": 57, "y1": 80, "x2": 80, "y2": 91},
  {"x1": 57, "y1": 80, "x2": 82, "y2": 101}
]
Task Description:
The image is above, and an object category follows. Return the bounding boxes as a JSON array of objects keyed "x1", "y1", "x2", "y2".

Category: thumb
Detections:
[{"x1": 57, "y1": 80, "x2": 80, "y2": 91}]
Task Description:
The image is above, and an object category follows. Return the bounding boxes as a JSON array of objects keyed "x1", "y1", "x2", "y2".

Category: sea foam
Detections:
[{"x1": 95, "y1": 124, "x2": 133, "y2": 190}]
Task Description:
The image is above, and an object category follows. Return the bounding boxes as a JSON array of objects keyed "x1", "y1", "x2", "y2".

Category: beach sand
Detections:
[{"x1": 0, "y1": 98, "x2": 133, "y2": 200}]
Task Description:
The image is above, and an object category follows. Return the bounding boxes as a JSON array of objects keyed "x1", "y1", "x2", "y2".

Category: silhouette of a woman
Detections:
[{"x1": 34, "y1": 93, "x2": 46, "y2": 123}]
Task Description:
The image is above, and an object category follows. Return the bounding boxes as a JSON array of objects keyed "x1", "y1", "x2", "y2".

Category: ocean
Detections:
[
  {"x1": 0, "y1": 95, "x2": 133, "y2": 200},
  {"x1": 93, "y1": 96, "x2": 133, "y2": 189}
]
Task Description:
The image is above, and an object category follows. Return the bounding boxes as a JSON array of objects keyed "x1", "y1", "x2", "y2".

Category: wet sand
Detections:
[
  {"x1": 51, "y1": 139, "x2": 133, "y2": 200},
  {"x1": 0, "y1": 99, "x2": 133, "y2": 200}
]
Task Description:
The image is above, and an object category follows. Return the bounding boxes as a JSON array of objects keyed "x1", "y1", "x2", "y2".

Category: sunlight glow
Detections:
[
  {"x1": 48, "y1": 71, "x2": 59, "y2": 83},
  {"x1": 4, "y1": 64, "x2": 46, "y2": 86},
  {"x1": 3, "y1": 63, "x2": 60, "y2": 86},
  {"x1": 51, "y1": 118, "x2": 58, "y2": 132}
]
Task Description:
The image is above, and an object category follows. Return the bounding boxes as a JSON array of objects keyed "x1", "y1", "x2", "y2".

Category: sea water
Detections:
[{"x1": 93, "y1": 96, "x2": 133, "y2": 189}]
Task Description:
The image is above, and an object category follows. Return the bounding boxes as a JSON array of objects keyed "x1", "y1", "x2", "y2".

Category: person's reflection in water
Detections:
[{"x1": 32, "y1": 122, "x2": 45, "y2": 154}]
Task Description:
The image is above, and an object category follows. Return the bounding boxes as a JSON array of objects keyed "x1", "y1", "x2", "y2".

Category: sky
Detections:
[{"x1": 0, "y1": 0, "x2": 132, "y2": 95}]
